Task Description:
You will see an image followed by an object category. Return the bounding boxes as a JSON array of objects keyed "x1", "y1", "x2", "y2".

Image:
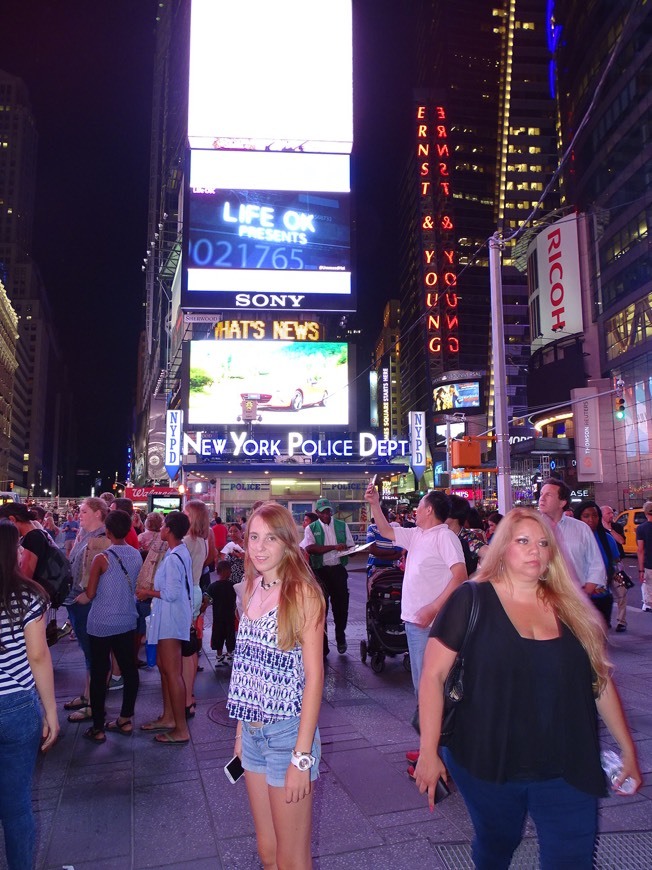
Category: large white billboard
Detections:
[
  {"x1": 188, "y1": 0, "x2": 353, "y2": 154},
  {"x1": 528, "y1": 214, "x2": 583, "y2": 350}
]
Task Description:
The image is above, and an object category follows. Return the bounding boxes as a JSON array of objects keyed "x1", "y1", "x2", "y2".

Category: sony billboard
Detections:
[
  {"x1": 188, "y1": 0, "x2": 353, "y2": 154},
  {"x1": 527, "y1": 214, "x2": 583, "y2": 351},
  {"x1": 184, "y1": 150, "x2": 353, "y2": 312}
]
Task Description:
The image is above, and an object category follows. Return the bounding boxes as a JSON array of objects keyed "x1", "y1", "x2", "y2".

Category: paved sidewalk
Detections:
[{"x1": 14, "y1": 568, "x2": 652, "y2": 869}]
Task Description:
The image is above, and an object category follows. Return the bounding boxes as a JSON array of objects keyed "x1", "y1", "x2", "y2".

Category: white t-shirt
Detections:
[{"x1": 393, "y1": 524, "x2": 465, "y2": 624}]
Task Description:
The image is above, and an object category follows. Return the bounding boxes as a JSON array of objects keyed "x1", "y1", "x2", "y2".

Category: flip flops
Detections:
[
  {"x1": 105, "y1": 718, "x2": 133, "y2": 736},
  {"x1": 154, "y1": 733, "x2": 189, "y2": 745},
  {"x1": 82, "y1": 727, "x2": 106, "y2": 744},
  {"x1": 63, "y1": 695, "x2": 89, "y2": 711},
  {"x1": 67, "y1": 706, "x2": 93, "y2": 723},
  {"x1": 140, "y1": 721, "x2": 173, "y2": 733}
]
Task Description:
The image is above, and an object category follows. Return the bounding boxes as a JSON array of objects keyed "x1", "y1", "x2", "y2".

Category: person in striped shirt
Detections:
[{"x1": 0, "y1": 519, "x2": 59, "y2": 869}]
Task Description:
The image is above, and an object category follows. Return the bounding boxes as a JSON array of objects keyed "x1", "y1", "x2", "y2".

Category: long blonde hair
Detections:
[
  {"x1": 244, "y1": 503, "x2": 325, "y2": 650},
  {"x1": 475, "y1": 507, "x2": 611, "y2": 694},
  {"x1": 184, "y1": 499, "x2": 210, "y2": 539}
]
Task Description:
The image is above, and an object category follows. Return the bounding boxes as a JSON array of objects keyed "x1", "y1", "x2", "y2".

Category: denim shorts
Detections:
[{"x1": 241, "y1": 716, "x2": 321, "y2": 788}]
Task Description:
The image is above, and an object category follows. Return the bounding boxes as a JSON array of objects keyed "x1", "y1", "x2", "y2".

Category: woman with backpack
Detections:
[{"x1": 0, "y1": 519, "x2": 59, "y2": 869}]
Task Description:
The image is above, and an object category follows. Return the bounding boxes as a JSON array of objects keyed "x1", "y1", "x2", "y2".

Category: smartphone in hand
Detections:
[{"x1": 224, "y1": 754, "x2": 245, "y2": 784}]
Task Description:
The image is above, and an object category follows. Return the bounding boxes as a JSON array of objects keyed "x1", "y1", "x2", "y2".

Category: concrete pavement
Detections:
[{"x1": 14, "y1": 558, "x2": 652, "y2": 869}]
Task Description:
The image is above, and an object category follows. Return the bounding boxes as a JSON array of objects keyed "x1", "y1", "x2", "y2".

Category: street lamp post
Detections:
[{"x1": 489, "y1": 233, "x2": 513, "y2": 515}]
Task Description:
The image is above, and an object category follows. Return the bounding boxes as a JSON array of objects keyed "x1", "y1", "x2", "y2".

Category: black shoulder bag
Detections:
[
  {"x1": 440, "y1": 581, "x2": 480, "y2": 745},
  {"x1": 174, "y1": 552, "x2": 202, "y2": 657}
]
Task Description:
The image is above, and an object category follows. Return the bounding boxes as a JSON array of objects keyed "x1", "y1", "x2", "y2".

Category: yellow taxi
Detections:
[{"x1": 615, "y1": 508, "x2": 647, "y2": 555}]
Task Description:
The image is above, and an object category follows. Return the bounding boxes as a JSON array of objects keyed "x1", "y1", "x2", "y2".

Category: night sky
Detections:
[{"x1": 3, "y1": 1, "x2": 417, "y2": 483}]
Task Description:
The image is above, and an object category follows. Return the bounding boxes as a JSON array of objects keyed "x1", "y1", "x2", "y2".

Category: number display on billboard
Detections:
[
  {"x1": 433, "y1": 381, "x2": 481, "y2": 411},
  {"x1": 188, "y1": 340, "x2": 349, "y2": 426},
  {"x1": 188, "y1": 0, "x2": 353, "y2": 153}
]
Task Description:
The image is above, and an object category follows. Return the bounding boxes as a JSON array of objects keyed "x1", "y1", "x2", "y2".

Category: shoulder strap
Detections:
[
  {"x1": 107, "y1": 548, "x2": 135, "y2": 593},
  {"x1": 173, "y1": 551, "x2": 192, "y2": 601},
  {"x1": 458, "y1": 581, "x2": 480, "y2": 655}
]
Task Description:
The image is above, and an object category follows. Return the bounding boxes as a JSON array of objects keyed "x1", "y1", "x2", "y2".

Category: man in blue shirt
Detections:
[{"x1": 366, "y1": 505, "x2": 403, "y2": 577}]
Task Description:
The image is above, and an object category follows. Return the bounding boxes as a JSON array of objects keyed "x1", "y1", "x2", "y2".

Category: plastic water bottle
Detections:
[
  {"x1": 600, "y1": 750, "x2": 637, "y2": 794},
  {"x1": 146, "y1": 643, "x2": 157, "y2": 667}
]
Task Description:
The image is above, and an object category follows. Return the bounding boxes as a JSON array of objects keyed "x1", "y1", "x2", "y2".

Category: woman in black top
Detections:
[{"x1": 414, "y1": 507, "x2": 641, "y2": 870}]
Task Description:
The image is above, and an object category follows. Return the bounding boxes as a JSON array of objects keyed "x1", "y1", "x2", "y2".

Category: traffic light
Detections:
[{"x1": 615, "y1": 397, "x2": 625, "y2": 420}]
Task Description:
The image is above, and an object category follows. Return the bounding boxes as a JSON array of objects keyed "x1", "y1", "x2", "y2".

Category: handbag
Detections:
[
  {"x1": 613, "y1": 567, "x2": 634, "y2": 590},
  {"x1": 440, "y1": 581, "x2": 480, "y2": 745},
  {"x1": 181, "y1": 624, "x2": 202, "y2": 657},
  {"x1": 174, "y1": 552, "x2": 202, "y2": 657}
]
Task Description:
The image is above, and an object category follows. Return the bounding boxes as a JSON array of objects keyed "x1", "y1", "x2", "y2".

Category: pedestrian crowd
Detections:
[{"x1": 0, "y1": 481, "x2": 645, "y2": 870}]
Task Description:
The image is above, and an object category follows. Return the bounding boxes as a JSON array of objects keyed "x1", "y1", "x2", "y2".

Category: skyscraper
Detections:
[
  {"x1": 397, "y1": 1, "x2": 555, "y2": 492},
  {"x1": 553, "y1": 0, "x2": 652, "y2": 504},
  {"x1": 0, "y1": 69, "x2": 72, "y2": 496}
]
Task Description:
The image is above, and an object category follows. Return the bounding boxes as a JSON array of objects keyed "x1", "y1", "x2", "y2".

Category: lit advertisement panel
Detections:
[
  {"x1": 433, "y1": 381, "x2": 481, "y2": 411},
  {"x1": 184, "y1": 151, "x2": 353, "y2": 311},
  {"x1": 188, "y1": 340, "x2": 349, "y2": 426},
  {"x1": 189, "y1": 189, "x2": 351, "y2": 275},
  {"x1": 188, "y1": 0, "x2": 353, "y2": 153},
  {"x1": 190, "y1": 150, "x2": 350, "y2": 193}
]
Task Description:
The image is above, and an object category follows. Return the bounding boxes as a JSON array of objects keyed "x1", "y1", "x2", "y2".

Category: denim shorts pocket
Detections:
[{"x1": 266, "y1": 717, "x2": 299, "y2": 751}]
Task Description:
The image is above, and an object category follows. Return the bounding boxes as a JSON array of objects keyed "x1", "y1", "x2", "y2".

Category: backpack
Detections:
[{"x1": 34, "y1": 530, "x2": 73, "y2": 608}]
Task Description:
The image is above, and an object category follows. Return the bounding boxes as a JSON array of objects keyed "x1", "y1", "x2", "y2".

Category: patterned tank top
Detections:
[{"x1": 226, "y1": 606, "x2": 304, "y2": 723}]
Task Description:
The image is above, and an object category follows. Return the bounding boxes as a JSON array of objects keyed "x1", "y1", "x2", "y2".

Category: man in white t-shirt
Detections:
[{"x1": 365, "y1": 485, "x2": 466, "y2": 728}]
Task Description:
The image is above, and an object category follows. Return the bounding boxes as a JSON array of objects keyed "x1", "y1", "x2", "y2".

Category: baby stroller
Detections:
[{"x1": 360, "y1": 566, "x2": 410, "y2": 674}]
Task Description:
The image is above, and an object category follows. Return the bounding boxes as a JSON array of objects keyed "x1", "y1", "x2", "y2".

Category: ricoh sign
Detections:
[{"x1": 529, "y1": 214, "x2": 583, "y2": 350}]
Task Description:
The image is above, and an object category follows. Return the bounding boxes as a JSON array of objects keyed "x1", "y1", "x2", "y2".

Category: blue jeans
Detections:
[
  {"x1": 0, "y1": 688, "x2": 42, "y2": 869},
  {"x1": 443, "y1": 748, "x2": 597, "y2": 869},
  {"x1": 404, "y1": 621, "x2": 431, "y2": 696},
  {"x1": 66, "y1": 600, "x2": 92, "y2": 669}
]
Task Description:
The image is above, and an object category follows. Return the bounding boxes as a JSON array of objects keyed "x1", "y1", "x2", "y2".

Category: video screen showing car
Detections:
[
  {"x1": 188, "y1": 340, "x2": 349, "y2": 426},
  {"x1": 433, "y1": 381, "x2": 481, "y2": 411}
]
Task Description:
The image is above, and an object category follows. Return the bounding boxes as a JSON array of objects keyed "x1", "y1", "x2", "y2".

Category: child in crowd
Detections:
[{"x1": 207, "y1": 560, "x2": 236, "y2": 665}]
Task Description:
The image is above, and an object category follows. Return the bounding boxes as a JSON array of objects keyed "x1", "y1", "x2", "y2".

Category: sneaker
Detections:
[
  {"x1": 337, "y1": 638, "x2": 347, "y2": 654},
  {"x1": 225, "y1": 653, "x2": 234, "y2": 665},
  {"x1": 616, "y1": 624, "x2": 627, "y2": 632},
  {"x1": 643, "y1": 606, "x2": 652, "y2": 612},
  {"x1": 108, "y1": 676, "x2": 124, "y2": 691},
  {"x1": 216, "y1": 655, "x2": 226, "y2": 666}
]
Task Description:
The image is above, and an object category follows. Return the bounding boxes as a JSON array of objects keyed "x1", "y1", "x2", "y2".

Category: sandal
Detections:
[
  {"x1": 67, "y1": 706, "x2": 93, "y2": 723},
  {"x1": 140, "y1": 720, "x2": 173, "y2": 733},
  {"x1": 154, "y1": 732, "x2": 189, "y2": 745},
  {"x1": 82, "y1": 726, "x2": 106, "y2": 744},
  {"x1": 185, "y1": 702, "x2": 197, "y2": 720},
  {"x1": 64, "y1": 695, "x2": 89, "y2": 711},
  {"x1": 105, "y1": 718, "x2": 133, "y2": 736}
]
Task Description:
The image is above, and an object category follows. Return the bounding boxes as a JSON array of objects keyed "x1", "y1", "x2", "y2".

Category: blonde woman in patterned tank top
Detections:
[{"x1": 227, "y1": 503, "x2": 325, "y2": 869}]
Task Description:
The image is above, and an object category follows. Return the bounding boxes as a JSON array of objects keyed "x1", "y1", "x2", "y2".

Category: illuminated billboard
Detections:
[
  {"x1": 188, "y1": 0, "x2": 353, "y2": 153},
  {"x1": 188, "y1": 340, "x2": 349, "y2": 426},
  {"x1": 433, "y1": 381, "x2": 481, "y2": 412},
  {"x1": 184, "y1": 150, "x2": 353, "y2": 312}
]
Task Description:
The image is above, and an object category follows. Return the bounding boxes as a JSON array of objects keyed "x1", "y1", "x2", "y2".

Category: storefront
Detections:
[{"x1": 169, "y1": 427, "x2": 413, "y2": 540}]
